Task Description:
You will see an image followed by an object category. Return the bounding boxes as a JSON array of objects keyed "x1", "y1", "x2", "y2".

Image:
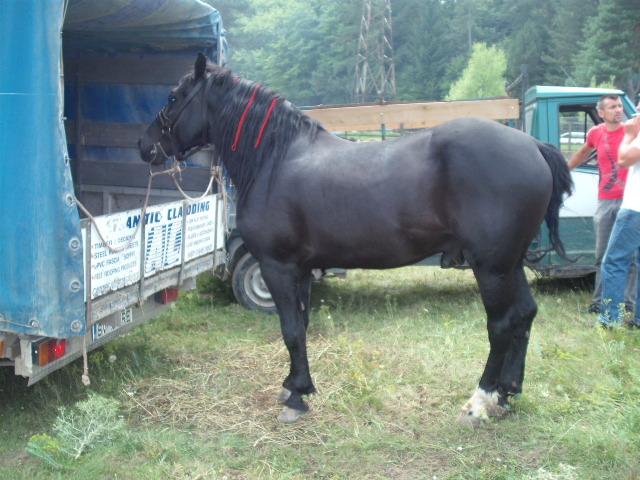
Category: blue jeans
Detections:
[
  {"x1": 592, "y1": 199, "x2": 637, "y2": 308},
  {"x1": 599, "y1": 208, "x2": 640, "y2": 326}
]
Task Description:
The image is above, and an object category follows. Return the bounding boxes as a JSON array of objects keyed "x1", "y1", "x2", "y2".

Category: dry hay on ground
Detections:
[
  {"x1": 119, "y1": 335, "x2": 490, "y2": 478},
  {"x1": 121, "y1": 338, "x2": 363, "y2": 447}
]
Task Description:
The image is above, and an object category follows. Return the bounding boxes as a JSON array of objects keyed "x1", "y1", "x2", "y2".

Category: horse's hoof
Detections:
[
  {"x1": 487, "y1": 404, "x2": 509, "y2": 418},
  {"x1": 278, "y1": 406, "x2": 307, "y2": 423},
  {"x1": 456, "y1": 403, "x2": 509, "y2": 427},
  {"x1": 277, "y1": 388, "x2": 292, "y2": 404},
  {"x1": 455, "y1": 412, "x2": 484, "y2": 428},
  {"x1": 456, "y1": 387, "x2": 512, "y2": 427}
]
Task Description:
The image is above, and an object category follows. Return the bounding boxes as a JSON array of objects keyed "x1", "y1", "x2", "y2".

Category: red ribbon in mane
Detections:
[
  {"x1": 230, "y1": 82, "x2": 280, "y2": 151},
  {"x1": 254, "y1": 98, "x2": 280, "y2": 148},
  {"x1": 231, "y1": 84, "x2": 261, "y2": 151}
]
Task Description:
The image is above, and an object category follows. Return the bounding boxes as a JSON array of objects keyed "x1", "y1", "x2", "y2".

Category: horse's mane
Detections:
[{"x1": 203, "y1": 64, "x2": 324, "y2": 201}]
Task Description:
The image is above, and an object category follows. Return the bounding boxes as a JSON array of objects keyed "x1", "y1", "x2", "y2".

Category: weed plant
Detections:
[{"x1": 1, "y1": 267, "x2": 639, "y2": 479}]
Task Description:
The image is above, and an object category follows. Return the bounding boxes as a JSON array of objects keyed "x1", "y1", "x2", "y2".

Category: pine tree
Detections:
[
  {"x1": 543, "y1": 0, "x2": 597, "y2": 86},
  {"x1": 394, "y1": 0, "x2": 453, "y2": 101},
  {"x1": 573, "y1": 0, "x2": 640, "y2": 100},
  {"x1": 502, "y1": 0, "x2": 555, "y2": 86}
]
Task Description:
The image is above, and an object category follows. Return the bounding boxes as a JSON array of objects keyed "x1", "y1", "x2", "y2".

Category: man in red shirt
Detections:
[{"x1": 568, "y1": 94, "x2": 637, "y2": 315}]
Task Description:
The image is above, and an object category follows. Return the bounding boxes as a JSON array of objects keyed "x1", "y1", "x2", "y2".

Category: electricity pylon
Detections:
[{"x1": 354, "y1": 0, "x2": 396, "y2": 103}]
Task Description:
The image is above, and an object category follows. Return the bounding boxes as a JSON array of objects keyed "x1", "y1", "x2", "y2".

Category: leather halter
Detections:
[{"x1": 154, "y1": 73, "x2": 215, "y2": 162}]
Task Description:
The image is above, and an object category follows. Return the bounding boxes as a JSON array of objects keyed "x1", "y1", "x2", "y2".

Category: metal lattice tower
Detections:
[{"x1": 354, "y1": 0, "x2": 396, "y2": 103}]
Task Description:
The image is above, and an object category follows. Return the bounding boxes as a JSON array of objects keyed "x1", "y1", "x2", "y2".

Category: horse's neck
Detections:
[
  {"x1": 213, "y1": 95, "x2": 326, "y2": 198},
  {"x1": 218, "y1": 144, "x2": 270, "y2": 202}
]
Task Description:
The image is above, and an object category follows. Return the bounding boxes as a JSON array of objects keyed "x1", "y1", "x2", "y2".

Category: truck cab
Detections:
[{"x1": 524, "y1": 86, "x2": 638, "y2": 276}]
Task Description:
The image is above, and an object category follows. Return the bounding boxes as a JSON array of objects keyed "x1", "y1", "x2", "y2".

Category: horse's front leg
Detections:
[{"x1": 259, "y1": 261, "x2": 316, "y2": 423}]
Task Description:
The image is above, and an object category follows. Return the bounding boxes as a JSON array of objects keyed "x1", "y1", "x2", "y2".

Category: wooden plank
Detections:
[
  {"x1": 77, "y1": 161, "x2": 213, "y2": 191},
  {"x1": 302, "y1": 99, "x2": 519, "y2": 131},
  {"x1": 65, "y1": 122, "x2": 146, "y2": 148}
]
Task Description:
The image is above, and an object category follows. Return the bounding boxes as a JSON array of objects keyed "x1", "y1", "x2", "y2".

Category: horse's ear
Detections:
[{"x1": 195, "y1": 53, "x2": 207, "y2": 80}]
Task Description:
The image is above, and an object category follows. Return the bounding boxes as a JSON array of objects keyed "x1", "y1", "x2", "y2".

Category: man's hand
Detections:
[
  {"x1": 619, "y1": 115, "x2": 640, "y2": 168},
  {"x1": 623, "y1": 115, "x2": 640, "y2": 138}
]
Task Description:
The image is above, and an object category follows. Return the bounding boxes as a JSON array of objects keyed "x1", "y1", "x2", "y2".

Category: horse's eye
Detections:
[{"x1": 169, "y1": 95, "x2": 177, "y2": 103}]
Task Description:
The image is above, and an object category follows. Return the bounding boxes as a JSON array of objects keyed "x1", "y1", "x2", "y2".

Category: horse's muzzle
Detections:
[
  {"x1": 150, "y1": 143, "x2": 170, "y2": 165},
  {"x1": 139, "y1": 135, "x2": 169, "y2": 165}
]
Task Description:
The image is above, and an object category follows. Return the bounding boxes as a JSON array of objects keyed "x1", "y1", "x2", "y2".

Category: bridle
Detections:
[{"x1": 151, "y1": 73, "x2": 216, "y2": 163}]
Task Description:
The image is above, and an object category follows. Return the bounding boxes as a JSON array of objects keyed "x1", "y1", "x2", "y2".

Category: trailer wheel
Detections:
[{"x1": 231, "y1": 252, "x2": 276, "y2": 313}]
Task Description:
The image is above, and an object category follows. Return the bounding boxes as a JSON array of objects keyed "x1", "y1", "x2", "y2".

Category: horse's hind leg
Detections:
[
  {"x1": 458, "y1": 264, "x2": 534, "y2": 427},
  {"x1": 258, "y1": 261, "x2": 316, "y2": 423},
  {"x1": 498, "y1": 267, "x2": 537, "y2": 399}
]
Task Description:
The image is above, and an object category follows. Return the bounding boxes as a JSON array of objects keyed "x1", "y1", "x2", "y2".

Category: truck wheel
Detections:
[{"x1": 231, "y1": 252, "x2": 276, "y2": 313}]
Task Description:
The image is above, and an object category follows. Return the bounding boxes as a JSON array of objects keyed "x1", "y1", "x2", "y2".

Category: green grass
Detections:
[{"x1": 1, "y1": 267, "x2": 639, "y2": 479}]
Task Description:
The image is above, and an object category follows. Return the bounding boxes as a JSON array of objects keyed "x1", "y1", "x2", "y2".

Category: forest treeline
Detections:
[{"x1": 209, "y1": 0, "x2": 639, "y2": 107}]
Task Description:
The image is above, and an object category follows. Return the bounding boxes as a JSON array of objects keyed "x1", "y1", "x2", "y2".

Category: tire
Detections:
[{"x1": 231, "y1": 252, "x2": 276, "y2": 313}]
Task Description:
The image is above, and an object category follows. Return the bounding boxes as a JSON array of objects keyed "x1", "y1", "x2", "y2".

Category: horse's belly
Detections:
[{"x1": 308, "y1": 222, "x2": 447, "y2": 270}]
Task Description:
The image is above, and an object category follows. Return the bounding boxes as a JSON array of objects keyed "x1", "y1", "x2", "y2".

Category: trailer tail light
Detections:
[
  {"x1": 0, "y1": 340, "x2": 4, "y2": 358},
  {"x1": 50, "y1": 340, "x2": 66, "y2": 359},
  {"x1": 157, "y1": 288, "x2": 179, "y2": 304},
  {"x1": 32, "y1": 339, "x2": 67, "y2": 367}
]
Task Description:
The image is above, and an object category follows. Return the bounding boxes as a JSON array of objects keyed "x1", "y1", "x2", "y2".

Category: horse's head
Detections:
[{"x1": 139, "y1": 53, "x2": 214, "y2": 165}]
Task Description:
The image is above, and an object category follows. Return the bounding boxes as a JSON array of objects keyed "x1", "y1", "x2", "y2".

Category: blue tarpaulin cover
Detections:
[
  {"x1": 64, "y1": 0, "x2": 226, "y2": 53},
  {"x1": 0, "y1": 0, "x2": 225, "y2": 338}
]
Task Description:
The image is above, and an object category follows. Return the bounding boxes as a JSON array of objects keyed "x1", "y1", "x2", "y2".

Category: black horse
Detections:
[{"x1": 139, "y1": 54, "x2": 573, "y2": 427}]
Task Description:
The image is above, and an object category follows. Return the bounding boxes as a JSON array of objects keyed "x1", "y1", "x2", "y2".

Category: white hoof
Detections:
[
  {"x1": 277, "y1": 388, "x2": 292, "y2": 404},
  {"x1": 278, "y1": 406, "x2": 307, "y2": 423},
  {"x1": 456, "y1": 411, "x2": 484, "y2": 428},
  {"x1": 457, "y1": 387, "x2": 508, "y2": 427}
]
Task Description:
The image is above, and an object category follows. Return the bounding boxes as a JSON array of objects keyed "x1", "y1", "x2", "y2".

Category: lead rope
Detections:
[
  {"x1": 74, "y1": 157, "x2": 225, "y2": 386},
  {"x1": 172, "y1": 165, "x2": 232, "y2": 234},
  {"x1": 75, "y1": 163, "x2": 181, "y2": 254},
  {"x1": 76, "y1": 163, "x2": 180, "y2": 386},
  {"x1": 170, "y1": 163, "x2": 215, "y2": 202},
  {"x1": 166, "y1": 151, "x2": 231, "y2": 235},
  {"x1": 82, "y1": 336, "x2": 90, "y2": 385}
]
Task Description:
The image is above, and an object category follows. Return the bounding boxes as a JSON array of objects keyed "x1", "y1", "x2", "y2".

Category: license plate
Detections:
[{"x1": 92, "y1": 308, "x2": 133, "y2": 341}]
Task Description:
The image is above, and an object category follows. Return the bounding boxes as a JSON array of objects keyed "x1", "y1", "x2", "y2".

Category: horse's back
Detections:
[{"x1": 430, "y1": 118, "x2": 551, "y2": 182}]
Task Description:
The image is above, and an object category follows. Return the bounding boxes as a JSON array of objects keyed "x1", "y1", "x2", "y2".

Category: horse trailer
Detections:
[{"x1": 0, "y1": 0, "x2": 229, "y2": 384}]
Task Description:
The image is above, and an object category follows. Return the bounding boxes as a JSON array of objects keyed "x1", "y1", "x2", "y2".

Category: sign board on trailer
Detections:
[{"x1": 86, "y1": 195, "x2": 224, "y2": 300}]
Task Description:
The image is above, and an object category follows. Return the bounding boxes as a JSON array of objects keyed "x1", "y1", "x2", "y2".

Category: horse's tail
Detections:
[{"x1": 531, "y1": 141, "x2": 574, "y2": 262}]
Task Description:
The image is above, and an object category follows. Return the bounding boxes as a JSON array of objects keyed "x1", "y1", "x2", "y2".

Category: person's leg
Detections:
[
  {"x1": 600, "y1": 209, "x2": 640, "y2": 326},
  {"x1": 624, "y1": 254, "x2": 638, "y2": 312},
  {"x1": 633, "y1": 249, "x2": 640, "y2": 327},
  {"x1": 592, "y1": 199, "x2": 622, "y2": 310}
]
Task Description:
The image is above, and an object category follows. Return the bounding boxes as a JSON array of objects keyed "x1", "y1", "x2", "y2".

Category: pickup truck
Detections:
[{"x1": 524, "y1": 86, "x2": 638, "y2": 276}]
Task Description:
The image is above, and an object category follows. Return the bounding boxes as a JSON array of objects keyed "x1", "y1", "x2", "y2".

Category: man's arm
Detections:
[
  {"x1": 567, "y1": 143, "x2": 595, "y2": 170},
  {"x1": 619, "y1": 116, "x2": 640, "y2": 168}
]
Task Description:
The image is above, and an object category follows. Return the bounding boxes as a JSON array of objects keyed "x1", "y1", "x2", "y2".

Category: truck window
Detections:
[
  {"x1": 558, "y1": 104, "x2": 599, "y2": 163},
  {"x1": 524, "y1": 108, "x2": 534, "y2": 137}
]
